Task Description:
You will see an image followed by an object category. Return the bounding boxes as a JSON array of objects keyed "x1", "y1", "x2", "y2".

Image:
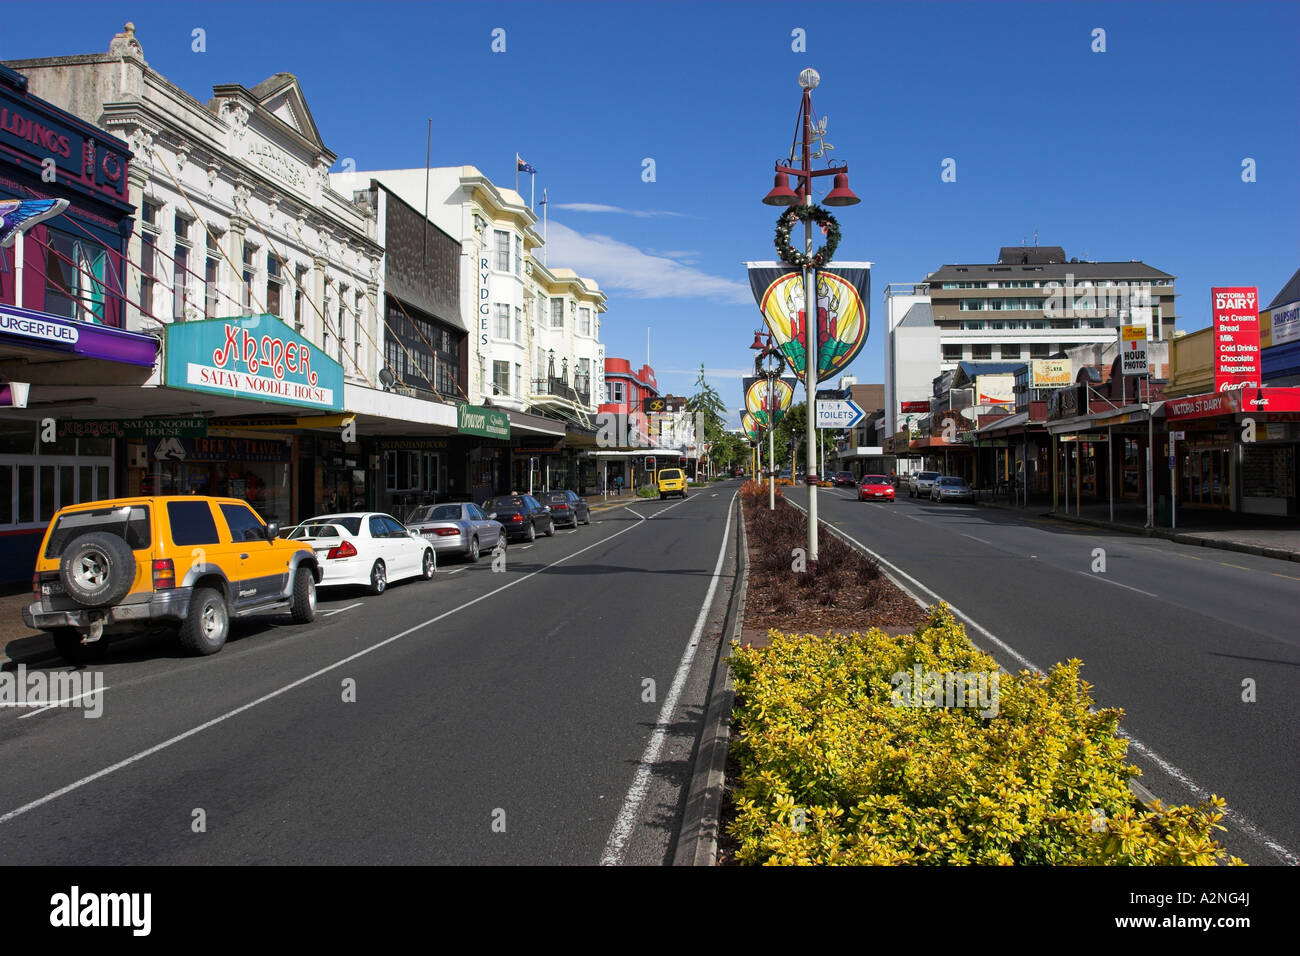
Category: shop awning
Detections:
[{"x1": 0, "y1": 305, "x2": 158, "y2": 387}]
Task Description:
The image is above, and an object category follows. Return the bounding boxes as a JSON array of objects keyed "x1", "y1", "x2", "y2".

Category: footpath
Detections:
[{"x1": 970, "y1": 490, "x2": 1300, "y2": 563}]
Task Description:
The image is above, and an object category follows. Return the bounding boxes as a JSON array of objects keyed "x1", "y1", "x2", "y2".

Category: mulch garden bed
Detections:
[{"x1": 739, "y1": 490, "x2": 927, "y2": 636}]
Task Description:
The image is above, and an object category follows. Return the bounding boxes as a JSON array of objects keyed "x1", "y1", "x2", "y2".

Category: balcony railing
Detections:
[{"x1": 532, "y1": 376, "x2": 590, "y2": 407}]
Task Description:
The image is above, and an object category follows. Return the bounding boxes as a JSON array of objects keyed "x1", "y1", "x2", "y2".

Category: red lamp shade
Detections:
[
  {"x1": 749, "y1": 330, "x2": 768, "y2": 351},
  {"x1": 822, "y1": 172, "x2": 861, "y2": 206},
  {"x1": 762, "y1": 173, "x2": 799, "y2": 206}
]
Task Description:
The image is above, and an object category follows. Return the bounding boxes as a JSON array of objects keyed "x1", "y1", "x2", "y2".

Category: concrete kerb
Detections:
[
  {"x1": 672, "y1": 491, "x2": 746, "y2": 867},
  {"x1": 1039, "y1": 510, "x2": 1300, "y2": 564}
]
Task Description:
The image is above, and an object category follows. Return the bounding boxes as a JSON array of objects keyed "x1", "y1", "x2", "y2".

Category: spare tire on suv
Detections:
[{"x1": 58, "y1": 532, "x2": 137, "y2": 607}]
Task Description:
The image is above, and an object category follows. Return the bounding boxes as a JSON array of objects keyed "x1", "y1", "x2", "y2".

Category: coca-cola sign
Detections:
[{"x1": 1212, "y1": 286, "x2": 1261, "y2": 393}]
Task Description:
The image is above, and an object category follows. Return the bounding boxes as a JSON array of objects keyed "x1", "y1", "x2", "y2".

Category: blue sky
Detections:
[{"x1": 3, "y1": 0, "x2": 1297, "y2": 424}]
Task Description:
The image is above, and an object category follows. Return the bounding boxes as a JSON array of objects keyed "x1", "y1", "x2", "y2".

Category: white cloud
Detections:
[
  {"x1": 551, "y1": 202, "x2": 687, "y2": 219},
  {"x1": 545, "y1": 221, "x2": 752, "y2": 304}
]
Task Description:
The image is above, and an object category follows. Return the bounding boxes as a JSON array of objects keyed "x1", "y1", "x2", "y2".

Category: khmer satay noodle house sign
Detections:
[
  {"x1": 745, "y1": 264, "x2": 872, "y2": 385},
  {"x1": 743, "y1": 376, "x2": 795, "y2": 429}
]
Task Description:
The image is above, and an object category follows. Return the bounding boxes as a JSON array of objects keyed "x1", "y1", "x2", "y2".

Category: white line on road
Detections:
[
  {"x1": 322, "y1": 602, "x2": 363, "y2": 617},
  {"x1": 601, "y1": 492, "x2": 736, "y2": 866},
  {"x1": 1074, "y1": 570, "x2": 1157, "y2": 598},
  {"x1": 12, "y1": 686, "x2": 112, "y2": 719},
  {"x1": 0, "y1": 495, "x2": 693, "y2": 829},
  {"x1": 961, "y1": 533, "x2": 991, "y2": 544},
  {"x1": 789, "y1": 497, "x2": 1300, "y2": 866},
  {"x1": 442, "y1": 568, "x2": 465, "y2": 575}
]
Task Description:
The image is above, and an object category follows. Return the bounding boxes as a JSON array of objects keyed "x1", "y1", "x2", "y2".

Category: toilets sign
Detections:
[{"x1": 165, "y1": 315, "x2": 344, "y2": 411}]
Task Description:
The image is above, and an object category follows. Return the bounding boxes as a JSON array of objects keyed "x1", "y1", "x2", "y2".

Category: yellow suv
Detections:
[
  {"x1": 656, "y1": 468, "x2": 687, "y2": 499},
  {"x1": 24, "y1": 496, "x2": 321, "y2": 662}
]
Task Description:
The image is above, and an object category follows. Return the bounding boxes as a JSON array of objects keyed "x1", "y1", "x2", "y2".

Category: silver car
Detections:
[
  {"x1": 405, "y1": 502, "x2": 505, "y2": 562},
  {"x1": 909, "y1": 471, "x2": 941, "y2": 498},
  {"x1": 929, "y1": 476, "x2": 974, "y2": 503}
]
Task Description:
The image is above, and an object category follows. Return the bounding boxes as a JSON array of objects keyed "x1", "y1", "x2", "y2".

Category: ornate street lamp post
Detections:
[
  {"x1": 761, "y1": 68, "x2": 860, "y2": 561},
  {"x1": 751, "y1": 330, "x2": 786, "y2": 510}
]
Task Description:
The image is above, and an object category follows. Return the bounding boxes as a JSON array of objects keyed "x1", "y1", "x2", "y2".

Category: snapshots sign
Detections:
[{"x1": 165, "y1": 315, "x2": 344, "y2": 411}]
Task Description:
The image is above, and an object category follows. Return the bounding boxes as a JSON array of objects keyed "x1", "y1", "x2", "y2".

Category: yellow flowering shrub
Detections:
[{"x1": 727, "y1": 604, "x2": 1241, "y2": 865}]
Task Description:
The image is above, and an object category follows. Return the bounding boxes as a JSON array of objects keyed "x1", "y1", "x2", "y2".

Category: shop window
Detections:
[
  {"x1": 167, "y1": 500, "x2": 221, "y2": 546},
  {"x1": 220, "y1": 503, "x2": 266, "y2": 542}
]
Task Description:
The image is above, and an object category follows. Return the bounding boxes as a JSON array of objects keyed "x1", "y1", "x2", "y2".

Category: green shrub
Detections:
[
  {"x1": 727, "y1": 605, "x2": 1240, "y2": 866},
  {"x1": 636, "y1": 486, "x2": 658, "y2": 498}
]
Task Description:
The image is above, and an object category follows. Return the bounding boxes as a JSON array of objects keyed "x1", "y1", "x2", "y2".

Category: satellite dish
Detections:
[{"x1": 379, "y1": 368, "x2": 395, "y2": 388}]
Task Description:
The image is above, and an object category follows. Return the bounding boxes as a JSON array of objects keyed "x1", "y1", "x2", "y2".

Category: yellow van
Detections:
[{"x1": 656, "y1": 468, "x2": 687, "y2": 499}]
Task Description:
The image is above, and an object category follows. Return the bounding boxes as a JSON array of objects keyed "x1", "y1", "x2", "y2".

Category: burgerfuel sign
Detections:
[{"x1": 164, "y1": 315, "x2": 344, "y2": 411}]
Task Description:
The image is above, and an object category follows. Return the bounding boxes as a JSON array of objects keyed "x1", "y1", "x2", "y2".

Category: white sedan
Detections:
[{"x1": 288, "y1": 512, "x2": 436, "y2": 594}]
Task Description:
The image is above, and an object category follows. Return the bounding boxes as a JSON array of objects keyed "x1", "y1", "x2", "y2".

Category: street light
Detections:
[
  {"x1": 760, "y1": 68, "x2": 859, "y2": 563},
  {"x1": 750, "y1": 330, "x2": 785, "y2": 510}
]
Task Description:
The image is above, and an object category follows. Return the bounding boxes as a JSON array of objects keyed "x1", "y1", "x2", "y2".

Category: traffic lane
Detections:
[
  {"x1": 0, "y1": 491, "x2": 736, "y2": 864},
  {"x1": 829, "y1": 491, "x2": 1300, "y2": 646},
  {"x1": 0, "y1": 503, "x2": 676, "y2": 821},
  {"x1": 791, "y1": 486, "x2": 1300, "y2": 864}
]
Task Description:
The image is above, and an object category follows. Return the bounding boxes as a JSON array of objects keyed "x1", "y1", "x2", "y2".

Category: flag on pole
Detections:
[
  {"x1": 517, "y1": 156, "x2": 537, "y2": 174},
  {"x1": 539, "y1": 189, "x2": 547, "y2": 206}
]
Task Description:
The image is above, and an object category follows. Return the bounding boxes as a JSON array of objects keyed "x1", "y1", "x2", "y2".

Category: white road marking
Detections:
[
  {"x1": 961, "y1": 533, "x2": 991, "y2": 544},
  {"x1": 12, "y1": 686, "x2": 112, "y2": 719},
  {"x1": 601, "y1": 492, "x2": 736, "y2": 866},
  {"x1": 322, "y1": 602, "x2": 363, "y2": 617},
  {"x1": 517, "y1": 544, "x2": 533, "y2": 550},
  {"x1": 0, "y1": 495, "x2": 693, "y2": 828},
  {"x1": 789, "y1": 497, "x2": 1299, "y2": 866},
  {"x1": 443, "y1": 568, "x2": 465, "y2": 575},
  {"x1": 1074, "y1": 570, "x2": 1157, "y2": 598}
]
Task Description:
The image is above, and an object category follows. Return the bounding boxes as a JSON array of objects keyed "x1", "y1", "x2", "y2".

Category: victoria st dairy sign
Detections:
[
  {"x1": 1212, "y1": 286, "x2": 1261, "y2": 392},
  {"x1": 165, "y1": 315, "x2": 344, "y2": 411}
]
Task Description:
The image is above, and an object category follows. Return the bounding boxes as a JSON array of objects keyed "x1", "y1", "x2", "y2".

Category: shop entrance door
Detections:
[{"x1": 1183, "y1": 448, "x2": 1232, "y2": 508}]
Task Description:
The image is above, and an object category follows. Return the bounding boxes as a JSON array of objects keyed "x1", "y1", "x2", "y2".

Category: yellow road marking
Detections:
[
  {"x1": 1176, "y1": 552, "x2": 1203, "y2": 560},
  {"x1": 1273, "y1": 572, "x2": 1300, "y2": 582}
]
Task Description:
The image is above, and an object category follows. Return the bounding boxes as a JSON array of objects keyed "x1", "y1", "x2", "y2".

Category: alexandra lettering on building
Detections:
[{"x1": 164, "y1": 314, "x2": 345, "y2": 412}]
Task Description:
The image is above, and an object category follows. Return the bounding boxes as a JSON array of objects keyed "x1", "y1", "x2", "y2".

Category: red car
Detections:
[{"x1": 858, "y1": 474, "x2": 895, "y2": 502}]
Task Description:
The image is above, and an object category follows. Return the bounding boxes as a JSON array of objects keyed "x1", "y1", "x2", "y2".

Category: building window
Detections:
[
  {"x1": 514, "y1": 362, "x2": 522, "y2": 396},
  {"x1": 514, "y1": 236, "x2": 522, "y2": 276},
  {"x1": 1030, "y1": 343, "x2": 1050, "y2": 358},
  {"x1": 494, "y1": 303, "x2": 510, "y2": 339},
  {"x1": 611, "y1": 381, "x2": 625, "y2": 404},
  {"x1": 972, "y1": 344, "x2": 992, "y2": 360},
  {"x1": 266, "y1": 253, "x2": 282, "y2": 319},
  {"x1": 241, "y1": 240, "x2": 256, "y2": 313},
  {"x1": 942, "y1": 343, "x2": 963, "y2": 362},
  {"x1": 493, "y1": 360, "x2": 510, "y2": 396},
  {"x1": 204, "y1": 233, "x2": 220, "y2": 318},
  {"x1": 514, "y1": 307, "x2": 523, "y2": 343},
  {"x1": 141, "y1": 200, "x2": 160, "y2": 228},
  {"x1": 550, "y1": 297, "x2": 564, "y2": 328},
  {"x1": 494, "y1": 230, "x2": 510, "y2": 272},
  {"x1": 1001, "y1": 343, "x2": 1022, "y2": 359},
  {"x1": 579, "y1": 307, "x2": 591, "y2": 336},
  {"x1": 294, "y1": 266, "x2": 308, "y2": 333},
  {"x1": 139, "y1": 233, "x2": 156, "y2": 318},
  {"x1": 41, "y1": 227, "x2": 108, "y2": 324}
]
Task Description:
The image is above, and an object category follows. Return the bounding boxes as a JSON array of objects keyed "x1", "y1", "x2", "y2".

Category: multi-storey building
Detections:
[{"x1": 884, "y1": 245, "x2": 1176, "y2": 435}]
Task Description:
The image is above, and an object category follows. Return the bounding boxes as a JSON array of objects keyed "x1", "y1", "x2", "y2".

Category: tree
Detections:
[{"x1": 686, "y1": 363, "x2": 728, "y2": 449}]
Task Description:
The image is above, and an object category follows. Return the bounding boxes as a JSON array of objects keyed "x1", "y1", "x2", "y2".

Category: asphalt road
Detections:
[
  {"x1": 786, "y1": 484, "x2": 1300, "y2": 866},
  {"x1": 0, "y1": 486, "x2": 740, "y2": 865}
]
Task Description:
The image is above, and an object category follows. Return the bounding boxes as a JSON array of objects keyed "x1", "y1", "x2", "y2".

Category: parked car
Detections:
[
  {"x1": 540, "y1": 490, "x2": 591, "y2": 527},
  {"x1": 858, "y1": 474, "x2": 896, "y2": 502},
  {"x1": 404, "y1": 502, "x2": 505, "y2": 562},
  {"x1": 24, "y1": 496, "x2": 320, "y2": 662},
  {"x1": 288, "y1": 512, "x2": 435, "y2": 594},
  {"x1": 656, "y1": 468, "x2": 687, "y2": 499},
  {"x1": 930, "y1": 476, "x2": 975, "y2": 503},
  {"x1": 482, "y1": 494, "x2": 555, "y2": 541},
  {"x1": 908, "y1": 471, "x2": 942, "y2": 498},
  {"x1": 832, "y1": 471, "x2": 857, "y2": 488},
  {"x1": 775, "y1": 471, "x2": 794, "y2": 486}
]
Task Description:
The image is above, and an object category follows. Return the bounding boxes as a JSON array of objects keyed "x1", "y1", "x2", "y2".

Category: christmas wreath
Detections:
[{"x1": 774, "y1": 203, "x2": 840, "y2": 269}]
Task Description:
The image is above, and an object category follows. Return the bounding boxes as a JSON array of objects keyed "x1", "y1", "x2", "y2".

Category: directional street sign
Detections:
[{"x1": 816, "y1": 398, "x2": 865, "y2": 430}]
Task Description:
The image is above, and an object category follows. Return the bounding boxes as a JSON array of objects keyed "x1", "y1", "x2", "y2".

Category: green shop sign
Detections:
[
  {"x1": 458, "y1": 404, "x2": 510, "y2": 440},
  {"x1": 59, "y1": 418, "x2": 208, "y2": 439}
]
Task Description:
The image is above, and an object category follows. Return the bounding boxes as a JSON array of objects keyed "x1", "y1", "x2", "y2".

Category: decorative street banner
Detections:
[
  {"x1": 742, "y1": 412, "x2": 764, "y2": 443},
  {"x1": 745, "y1": 261, "x2": 872, "y2": 384},
  {"x1": 164, "y1": 314, "x2": 344, "y2": 412},
  {"x1": 742, "y1": 376, "x2": 796, "y2": 428},
  {"x1": 1212, "y1": 287, "x2": 1261, "y2": 393}
]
